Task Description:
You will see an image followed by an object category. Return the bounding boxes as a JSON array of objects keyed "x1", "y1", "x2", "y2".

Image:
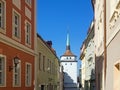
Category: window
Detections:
[
  {"x1": 50, "y1": 61, "x2": 51, "y2": 74},
  {"x1": 13, "y1": 10, "x2": 21, "y2": 41},
  {"x1": 0, "y1": 0, "x2": 5, "y2": 33},
  {"x1": 43, "y1": 56, "x2": 45, "y2": 71},
  {"x1": 39, "y1": 53, "x2": 41, "y2": 70},
  {"x1": 88, "y1": 57, "x2": 93, "y2": 66},
  {"x1": 47, "y1": 59, "x2": 49, "y2": 73},
  {"x1": 13, "y1": 60, "x2": 21, "y2": 87},
  {"x1": 25, "y1": 0, "x2": 31, "y2": 6},
  {"x1": 51, "y1": 62, "x2": 54, "y2": 74},
  {"x1": 25, "y1": 63, "x2": 32, "y2": 87},
  {"x1": 0, "y1": 0, "x2": 4, "y2": 29},
  {"x1": 25, "y1": 21, "x2": 31, "y2": 46},
  {"x1": 114, "y1": 62, "x2": 120, "y2": 90},
  {"x1": 0, "y1": 55, "x2": 6, "y2": 87}
]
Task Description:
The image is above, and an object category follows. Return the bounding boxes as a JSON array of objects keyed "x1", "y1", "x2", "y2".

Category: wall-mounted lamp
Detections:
[{"x1": 9, "y1": 56, "x2": 20, "y2": 71}]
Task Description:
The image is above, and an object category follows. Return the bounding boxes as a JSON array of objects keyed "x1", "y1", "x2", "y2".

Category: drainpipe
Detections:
[{"x1": 104, "y1": 0, "x2": 107, "y2": 87}]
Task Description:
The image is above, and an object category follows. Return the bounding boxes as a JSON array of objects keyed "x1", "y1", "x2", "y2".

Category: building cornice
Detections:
[
  {"x1": 60, "y1": 60, "x2": 77, "y2": 62},
  {"x1": 0, "y1": 33, "x2": 36, "y2": 56}
]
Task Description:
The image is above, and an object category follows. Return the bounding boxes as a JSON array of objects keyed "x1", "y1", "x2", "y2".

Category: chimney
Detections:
[{"x1": 46, "y1": 41, "x2": 52, "y2": 48}]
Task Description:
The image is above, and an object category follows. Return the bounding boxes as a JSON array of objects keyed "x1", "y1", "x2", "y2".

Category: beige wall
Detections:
[
  {"x1": 93, "y1": 0, "x2": 120, "y2": 90},
  {"x1": 106, "y1": 28, "x2": 120, "y2": 90},
  {"x1": 94, "y1": 0, "x2": 105, "y2": 90},
  {"x1": 106, "y1": 1, "x2": 120, "y2": 90}
]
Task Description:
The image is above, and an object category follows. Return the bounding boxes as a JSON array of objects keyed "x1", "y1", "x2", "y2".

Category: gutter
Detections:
[{"x1": 104, "y1": 0, "x2": 107, "y2": 85}]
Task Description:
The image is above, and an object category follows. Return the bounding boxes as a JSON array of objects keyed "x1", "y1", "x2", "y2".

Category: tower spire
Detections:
[
  {"x1": 66, "y1": 31, "x2": 70, "y2": 50},
  {"x1": 62, "y1": 30, "x2": 75, "y2": 56}
]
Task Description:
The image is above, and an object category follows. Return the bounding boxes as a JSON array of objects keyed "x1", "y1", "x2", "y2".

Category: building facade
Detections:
[
  {"x1": 84, "y1": 21, "x2": 95, "y2": 90},
  {"x1": 92, "y1": 0, "x2": 105, "y2": 90},
  {"x1": 36, "y1": 34, "x2": 60, "y2": 90},
  {"x1": 106, "y1": 0, "x2": 120, "y2": 90},
  {"x1": 80, "y1": 42, "x2": 86, "y2": 89},
  {"x1": 93, "y1": 0, "x2": 120, "y2": 90},
  {"x1": 0, "y1": 0, "x2": 36, "y2": 90},
  {"x1": 80, "y1": 21, "x2": 95, "y2": 90},
  {"x1": 60, "y1": 33, "x2": 78, "y2": 90}
]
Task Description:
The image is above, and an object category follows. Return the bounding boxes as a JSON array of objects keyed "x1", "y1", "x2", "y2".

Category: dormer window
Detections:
[{"x1": 0, "y1": 0, "x2": 5, "y2": 30}]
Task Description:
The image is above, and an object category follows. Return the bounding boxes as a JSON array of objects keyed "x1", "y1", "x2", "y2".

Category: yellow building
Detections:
[{"x1": 36, "y1": 34, "x2": 60, "y2": 90}]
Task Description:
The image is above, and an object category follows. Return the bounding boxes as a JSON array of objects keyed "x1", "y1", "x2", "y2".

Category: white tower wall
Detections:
[{"x1": 61, "y1": 61, "x2": 77, "y2": 83}]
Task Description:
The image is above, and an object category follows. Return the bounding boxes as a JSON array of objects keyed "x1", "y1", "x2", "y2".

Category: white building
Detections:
[
  {"x1": 80, "y1": 21, "x2": 95, "y2": 90},
  {"x1": 80, "y1": 42, "x2": 86, "y2": 89},
  {"x1": 106, "y1": 0, "x2": 120, "y2": 90},
  {"x1": 60, "y1": 33, "x2": 78, "y2": 90},
  {"x1": 92, "y1": 0, "x2": 120, "y2": 89},
  {"x1": 93, "y1": 0, "x2": 105, "y2": 89}
]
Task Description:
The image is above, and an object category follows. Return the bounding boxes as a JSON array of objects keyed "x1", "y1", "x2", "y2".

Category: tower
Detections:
[{"x1": 60, "y1": 32, "x2": 78, "y2": 90}]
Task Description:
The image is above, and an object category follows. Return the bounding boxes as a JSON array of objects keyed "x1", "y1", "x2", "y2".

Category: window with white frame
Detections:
[
  {"x1": 13, "y1": 10, "x2": 21, "y2": 40},
  {"x1": 25, "y1": 21, "x2": 31, "y2": 46},
  {"x1": 0, "y1": 55, "x2": 5, "y2": 87},
  {"x1": 13, "y1": 60, "x2": 21, "y2": 87},
  {"x1": 25, "y1": 0, "x2": 31, "y2": 6},
  {"x1": 0, "y1": 0, "x2": 5, "y2": 30},
  {"x1": 25, "y1": 63, "x2": 32, "y2": 87}
]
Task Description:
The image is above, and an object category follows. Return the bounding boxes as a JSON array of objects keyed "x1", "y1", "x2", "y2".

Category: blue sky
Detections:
[{"x1": 36, "y1": 0, "x2": 94, "y2": 70}]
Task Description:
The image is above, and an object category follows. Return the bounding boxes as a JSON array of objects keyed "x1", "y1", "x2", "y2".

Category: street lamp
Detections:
[{"x1": 9, "y1": 56, "x2": 20, "y2": 71}]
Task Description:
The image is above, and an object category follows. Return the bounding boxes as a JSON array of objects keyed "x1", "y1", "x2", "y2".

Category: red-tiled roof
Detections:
[{"x1": 63, "y1": 50, "x2": 75, "y2": 56}]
